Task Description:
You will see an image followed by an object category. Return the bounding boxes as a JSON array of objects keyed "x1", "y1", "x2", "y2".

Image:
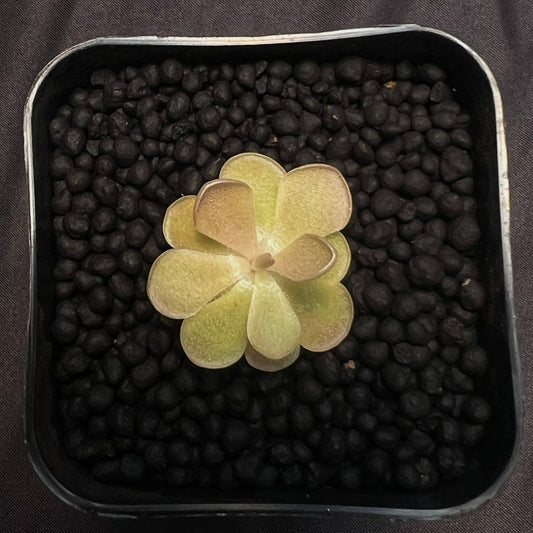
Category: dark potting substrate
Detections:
[{"x1": 48, "y1": 55, "x2": 491, "y2": 493}]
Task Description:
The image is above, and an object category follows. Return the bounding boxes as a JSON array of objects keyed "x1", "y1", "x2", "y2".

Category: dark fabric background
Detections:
[{"x1": 1, "y1": 1, "x2": 531, "y2": 531}]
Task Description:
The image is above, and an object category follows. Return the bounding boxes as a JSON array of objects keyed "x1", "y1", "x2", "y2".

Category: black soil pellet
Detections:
[{"x1": 48, "y1": 53, "x2": 490, "y2": 494}]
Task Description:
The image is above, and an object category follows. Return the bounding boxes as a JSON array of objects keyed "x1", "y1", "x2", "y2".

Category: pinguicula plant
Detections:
[{"x1": 147, "y1": 153, "x2": 354, "y2": 371}]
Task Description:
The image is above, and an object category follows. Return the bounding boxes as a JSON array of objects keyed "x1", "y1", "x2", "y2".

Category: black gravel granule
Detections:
[{"x1": 49, "y1": 54, "x2": 490, "y2": 493}]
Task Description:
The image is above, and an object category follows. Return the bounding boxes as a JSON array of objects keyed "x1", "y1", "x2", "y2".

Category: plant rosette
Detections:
[{"x1": 147, "y1": 152, "x2": 355, "y2": 371}]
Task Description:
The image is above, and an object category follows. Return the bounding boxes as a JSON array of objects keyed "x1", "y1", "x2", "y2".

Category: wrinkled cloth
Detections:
[{"x1": 0, "y1": 0, "x2": 532, "y2": 531}]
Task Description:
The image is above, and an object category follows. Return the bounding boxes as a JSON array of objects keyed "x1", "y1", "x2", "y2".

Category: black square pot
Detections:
[{"x1": 24, "y1": 25, "x2": 521, "y2": 519}]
